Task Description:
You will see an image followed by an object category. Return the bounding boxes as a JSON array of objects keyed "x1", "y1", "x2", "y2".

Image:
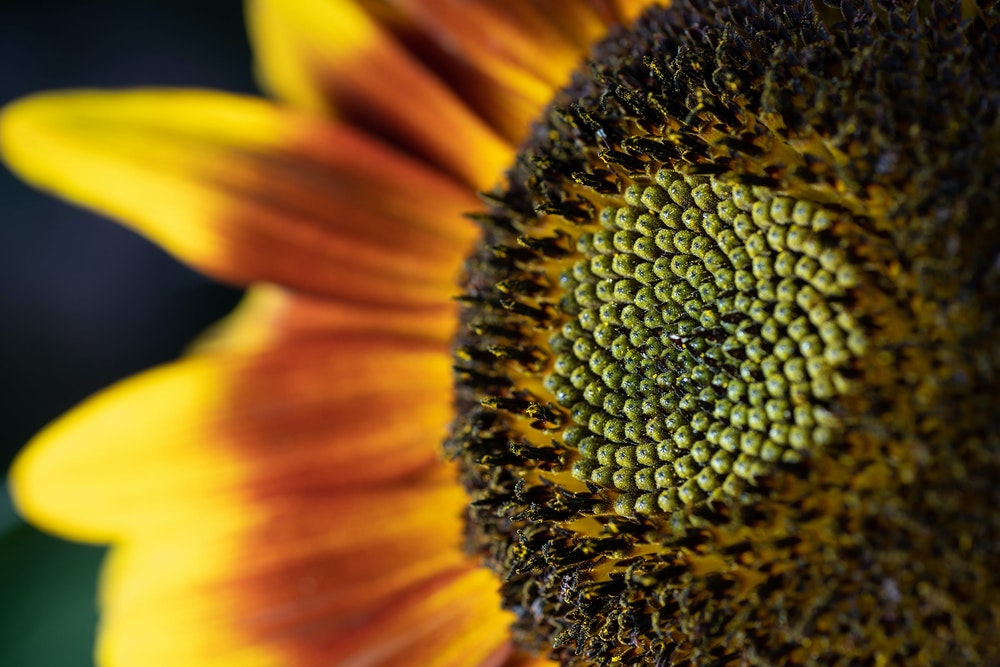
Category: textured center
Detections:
[
  {"x1": 448, "y1": 2, "x2": 1000, "y2": 666},
  {"x1": 554, "y1": 169, "x2": 860, "y2": 516}
]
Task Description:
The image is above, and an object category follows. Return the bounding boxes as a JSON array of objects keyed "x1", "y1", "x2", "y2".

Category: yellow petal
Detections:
[
  {"x1": 391, "y1": 0, "x2": 600, "y2": 92},
  {"x1": 609, "y1": 0, "x2": 667, "y2": 24},
  {"x1": 0, "y1": 89, "x2": 479, "y2": 308},
  {"x1": 324, "y1": 567, "x2": 515, "y2": 667},
  {"x1": 191, "y1": 284, "x2": 460, "y2": 355},
  {"x1": 502, "y1": 656, "x2": 560, "y2": 667},
  {"x1": 10, "y1": 336, "x2": 455, "y2": 542},
  {"x1": 247, "y1": 0, "x2": 513, "y2": 188},
  {"x1": 97, "y1": 481, "x2": 474, "y2": 666},
  {"x1": 368, "y1": 0, "x2": 665, "y2": 144}
]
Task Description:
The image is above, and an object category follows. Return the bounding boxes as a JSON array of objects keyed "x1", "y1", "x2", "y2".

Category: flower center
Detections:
[
  {"x1": 449, "y1": 1, "x2": 1000, "y2": 665},
  {"x1": 554, "y1": 173, "x2": 858, "y2": 516}
]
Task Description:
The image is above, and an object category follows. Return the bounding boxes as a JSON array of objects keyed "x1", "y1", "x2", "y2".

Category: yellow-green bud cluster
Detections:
[{"x1": 548, "y1": 169, "x2": 862, "y2": 516}]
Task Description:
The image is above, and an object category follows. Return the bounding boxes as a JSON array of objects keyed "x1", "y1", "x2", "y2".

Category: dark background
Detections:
[{"x1": 1, "y1": 2, "x2": 254, "y2": 664}]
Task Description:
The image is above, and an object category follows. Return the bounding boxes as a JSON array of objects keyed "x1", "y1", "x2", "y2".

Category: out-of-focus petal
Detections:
[
  {"x1": 192, "y1": 284, "x2": 460, "y2": 355},
  {"x1": 608, "y1": 0, "x2": 665, "y2": 23},
  {"x1": 502, "y1": 655, "x2": 561, "y2": 667},
  {"x1": 97, "y1": 482, "x2": 483, "y2": 666},
  {"x1": 357, "y1": 0, "x2": 666, "y2": 143},
  {"x1": 247, "y1": 0, "x2": 512, "y2": 188},
  {"x1": 322, "y1": 568, "x2": 515, "y2": 667},
  {"x1": 10, "y1": 335, "x2": 455, "y2": 542},
  {"x1": 0, "y1": 89, "x2": 480, "y2": 308},
  {"x1": 388, "y1": 0, "x2": 603, "y2": 93}
]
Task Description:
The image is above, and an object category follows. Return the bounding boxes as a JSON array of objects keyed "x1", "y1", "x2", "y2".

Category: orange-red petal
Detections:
[
  {"x1": 355, "y1": 0, "x2": 665, "y2": 144},
  {"x1": 192, "y1": 283, "x2": 460, "y2": 355},
  {"x1": 389, "y1": 0, "x2": 604, "y2": 93},
  {"x1": 10, "y1": 333, "x2": 455, "y2": 541},
  {"x1": 247, "y1": 0, "x2": 513, "y2": 188},
  {"x1": 11, "y1": 324, "x2": 518, "y2": 665},
  {"x1": 0, "y1": 89, "x2": 480, "y2": 308},
  {"x1": 96, "y1": 481, "x2": 485, "y2": 666},
  {"x1": 503, "y1": 655, "x2": 560, "y2": 667},
  {"x1": 321, "y1": 567, "x2": 515, "y2": 667}
]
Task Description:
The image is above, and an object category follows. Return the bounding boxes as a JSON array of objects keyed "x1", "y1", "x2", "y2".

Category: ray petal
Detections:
[
  {"x1": 389, "y1": 0, "x2": 605, "y2": 92},
  {"x1": 502, "y1": 655, "x2": 561, "y2": 667},
  {"x1": 191, "y1": 283, "x2": 460, "y2": 355},
  {"x1": 371, "y1": 0, "x2": 665, "y2": 141},
  {"x1": 0, "y1": 89, "x2": 480, "y2": 308},
  {"x1": 322, "y1": 567, "x2": 515, "y2": 667},
  {"x1": 96, "y1": 482, "x2": 483, "y2": 666},
  {"x1": 10, "y1": 334, "x2": 456, "y2": 542},
  {"x1": 247, "y1": 0, "x2": 512, "y2": 188},
  {"x1": 92, "y1": 479, "x2": 509, "y2": 667}
]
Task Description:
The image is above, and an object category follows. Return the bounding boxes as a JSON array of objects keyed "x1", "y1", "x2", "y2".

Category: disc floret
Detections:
[{"x1": 449, "y1": 2, "x2": 1000, "y2": 664}]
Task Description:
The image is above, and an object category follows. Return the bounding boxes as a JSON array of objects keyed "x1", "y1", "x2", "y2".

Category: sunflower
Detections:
[{"x1": 3, "y1": 0, "x2": 999, "y2": 666}]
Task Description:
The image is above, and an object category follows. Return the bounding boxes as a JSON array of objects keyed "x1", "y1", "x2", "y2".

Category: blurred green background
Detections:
[{"x1": 1, "y1": 1, "x2": 254, "y2": 664}]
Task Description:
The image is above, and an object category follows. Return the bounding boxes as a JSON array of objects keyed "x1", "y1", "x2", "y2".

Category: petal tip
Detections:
[
  {"x1": 7, "y1": 426, "x2": 104, "y2": 544},
  {"x1": 1, "y1": 91, "x2": 67, "y2": 186}
]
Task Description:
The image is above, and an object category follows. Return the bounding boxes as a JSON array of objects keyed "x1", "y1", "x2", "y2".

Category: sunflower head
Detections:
[
  {"x1": 3, "y1": 0, "x2": 999, "y2": 666},
  {"x1": 451, "y1": 1, "x2": 1000, "y2": 664}
]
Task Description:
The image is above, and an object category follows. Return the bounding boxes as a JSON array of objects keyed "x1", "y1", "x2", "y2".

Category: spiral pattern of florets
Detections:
[
  {"x1": 448, "y1": 1, "x2": 1000, "y2": 665},
  {"x1": 553, "y1": 171, "x2": 863, "y2": 517}
]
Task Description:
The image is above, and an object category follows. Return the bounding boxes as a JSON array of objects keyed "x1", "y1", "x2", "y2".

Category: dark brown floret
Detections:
[{"x1": 448, "y1": 1, "x2": 1000, "y2": 665}]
